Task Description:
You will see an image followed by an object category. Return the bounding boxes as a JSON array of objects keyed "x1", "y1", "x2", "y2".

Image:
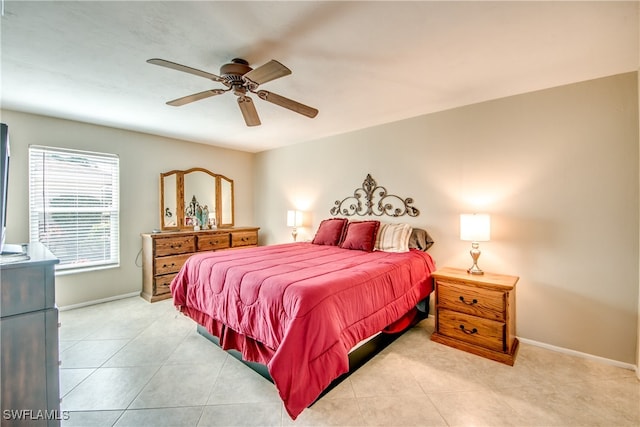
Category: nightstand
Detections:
[{"x1": 430, "y1": 267, "x2": 519, "y2": 365}]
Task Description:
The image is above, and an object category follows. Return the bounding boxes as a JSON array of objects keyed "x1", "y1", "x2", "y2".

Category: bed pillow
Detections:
[
  {"x1": 311, "y1": 218, "x2": 348, "y2": 246},
  {"x1": 408, "y1": 228, "x2": 435, "y2": 251},
  {"x1": 374, "y1": 223, "x2": 412, "y2": 253},
  {"x1": 340, "y1": 220, "x2": 380, "y2": 252}
]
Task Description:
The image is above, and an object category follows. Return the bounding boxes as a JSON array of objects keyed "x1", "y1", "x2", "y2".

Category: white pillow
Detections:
[{"x1": 374, "y1": 223, "x2": 412, "y2": 253}]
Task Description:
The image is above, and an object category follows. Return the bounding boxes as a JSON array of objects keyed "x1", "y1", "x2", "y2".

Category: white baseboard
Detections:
[
  {"x1": 58, "y1": 291, "x2": 140, "y2": 311},
  {"x1": 518, "y1": 337, "x2": 637, "y2": 372}
]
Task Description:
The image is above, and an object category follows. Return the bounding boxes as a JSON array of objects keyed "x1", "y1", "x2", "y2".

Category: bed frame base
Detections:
[
  {"x1": 195, "y1": 324, "x2": 406, "y2": 402},
  {"x1": 196, "y1": 325, "x2": 273, "y2": 381},
  {"x1": 194, "y1": 295, "x2": 430, "y2": 405}
]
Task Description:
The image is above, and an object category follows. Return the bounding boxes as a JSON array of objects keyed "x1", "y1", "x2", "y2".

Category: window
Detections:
[{"x1": 29, "y1": 146, "x2": 119, "y2": 273}]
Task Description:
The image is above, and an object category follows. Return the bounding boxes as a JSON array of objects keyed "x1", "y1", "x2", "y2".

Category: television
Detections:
[{"x1": 0, "y1": 123, "x2": 9, "y2": 253}]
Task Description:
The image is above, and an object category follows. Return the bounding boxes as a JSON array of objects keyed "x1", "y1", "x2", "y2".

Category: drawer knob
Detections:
[
  {"x1": 459, "y1": 296, "x2": 478, "y2": 305},
  {"x1": 170, "y1": 244, "x2": 182, "y2": 249},
  {"x1": 459, "y1": 325, "x2": 478, "y2": 335}
]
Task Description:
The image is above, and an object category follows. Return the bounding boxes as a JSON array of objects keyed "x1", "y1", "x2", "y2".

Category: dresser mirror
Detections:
[{"x1": 160, "y1": 168, "x2": 234, "y2": 230}]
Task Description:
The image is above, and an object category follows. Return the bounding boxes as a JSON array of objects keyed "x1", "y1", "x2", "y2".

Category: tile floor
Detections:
[{"x1": 59, "y1": 296, "x2": 639, "y2": 427}]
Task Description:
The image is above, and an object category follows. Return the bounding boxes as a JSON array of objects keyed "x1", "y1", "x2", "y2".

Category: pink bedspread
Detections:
[{"x1": 171, "y1": 242, "x2": 435, "y2": 419}]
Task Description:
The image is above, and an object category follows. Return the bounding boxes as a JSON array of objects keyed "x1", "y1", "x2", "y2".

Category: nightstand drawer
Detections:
[
  {"x1": 438, "y1": 309, "x2": 505, "y2": 352},
  {"x1": 438, "y1": 281, "x2": 505, "y2": 321},
  {"x1": 155, "y1": 236, "x2": 196, "y2": 256}
]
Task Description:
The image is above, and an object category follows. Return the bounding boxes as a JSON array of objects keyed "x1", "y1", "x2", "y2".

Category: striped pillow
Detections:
[{"x1": 375, "y1": 223, "x2": 412, "y2": 253}]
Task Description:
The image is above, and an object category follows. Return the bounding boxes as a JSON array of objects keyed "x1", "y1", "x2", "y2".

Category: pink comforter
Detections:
[{"x1": 171, "y1": 242, "x2": 435, "y2": 419}]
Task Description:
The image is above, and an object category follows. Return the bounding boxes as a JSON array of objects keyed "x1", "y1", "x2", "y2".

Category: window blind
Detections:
[{"x1": 29, "y1": 145, "x2": 119, "y2": 272}]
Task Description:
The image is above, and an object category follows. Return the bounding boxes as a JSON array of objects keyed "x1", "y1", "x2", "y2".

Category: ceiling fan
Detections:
[{"x1": 147, "y1": 57, "x2": 318, "y2": 127}]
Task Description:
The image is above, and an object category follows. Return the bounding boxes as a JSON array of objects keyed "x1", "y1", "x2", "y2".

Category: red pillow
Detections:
[
  {"x1": 312, "y1": 218, "x2": 348, "y2": 246},
  {"x1": 340, "y1": 220, "x2": 381, "y2": 252}
]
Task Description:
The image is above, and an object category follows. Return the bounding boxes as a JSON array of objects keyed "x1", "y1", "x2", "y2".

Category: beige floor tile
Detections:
[
  {"x1": 114, "y1": 407, "x2": 204, "y2": 427},
  {"x1": 428, "y1": 389, "x2": 523, "y2": 427},
  {"x1": 165, "y1": 332, "x2": 229, "y2": 366},
  {"x1": 62, "y1": 410, "x2": 123, "y2": 427},
  {"x1": 357, "y1": 394, "x2": 447, "y2": 426},
  {"x1": 62, "y1": 366, "x2": 160, "y2": 411},
  {"x1": 102, "y1": 334, "x2": 186, "y2": 367},
  {"x1": 284, "y1": 397, "x2": 365, "y2": 426},
  {"x1": 136, "y1": 310, "x2": 195, "y2": 338},
  {"x1": 207, "y1": 356, "x2": 282, "y2": 405},
  {"x1": 349, "y1": 351, "x2": 424, "y2": 398},
  {"x1": 320, "y1": 377, "x2": 357, "y2": 400},
  {"x1": 59, "y1": 368, "x2": 95, "y2": 397},
  {"x1": 128, "y1": 364, "x2": 221, "y2": 409},
  {"x1": 199, "y1": 402, "x2": 282, "y2": 427},
  {"x1": 60, "y1": 339, "x2": 130, "y2": 368}
]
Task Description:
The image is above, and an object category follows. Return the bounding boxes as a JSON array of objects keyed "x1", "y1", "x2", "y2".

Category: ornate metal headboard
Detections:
[{"x1": 330, "y1": 174, "x2": 419, "y2": 217}]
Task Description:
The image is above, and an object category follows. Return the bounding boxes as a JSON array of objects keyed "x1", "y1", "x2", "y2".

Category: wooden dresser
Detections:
[
  {"x1": 430, "y1": 267, "x2": 519, "y2": 365},
  {"x1": 1, "y1": 243, "x2": 62, "y2": 426},
  {"x1": 140, "y1": 227, "x2": 259, "y2": 302}
]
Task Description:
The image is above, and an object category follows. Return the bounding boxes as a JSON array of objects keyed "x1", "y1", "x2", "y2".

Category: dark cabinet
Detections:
[{"x1": 1, "y1": 243, "x2": 61, "y2": 426}]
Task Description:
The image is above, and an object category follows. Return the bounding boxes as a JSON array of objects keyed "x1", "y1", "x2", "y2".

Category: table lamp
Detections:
[
  {"x1": 287, "y1": 210, "x2": 303, "y2": 241},
  {"x1": 460, "y1": 213, "x2": 491, "y2": 275}
]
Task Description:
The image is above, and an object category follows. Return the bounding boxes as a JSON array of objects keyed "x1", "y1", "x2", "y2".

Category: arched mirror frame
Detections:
[{"x1": 160, "y1": 167, "x2": 234, "y2": 230}]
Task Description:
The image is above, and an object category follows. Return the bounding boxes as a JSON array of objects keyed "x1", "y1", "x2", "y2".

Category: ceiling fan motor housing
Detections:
[
  {"x1": 220, "y1": 58, "x2": 252, "y2": 78},
  {"x1": 220, "y1": 58, "x2": 253, "y2": 95}
]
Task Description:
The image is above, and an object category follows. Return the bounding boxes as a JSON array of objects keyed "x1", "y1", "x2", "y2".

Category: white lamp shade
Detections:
[
  {"x1": 287, "y1": 210, "x2": 303, "y2": 227},
  {"x1": 460, "y1": 213, "x2": 491, "y2": 242}
]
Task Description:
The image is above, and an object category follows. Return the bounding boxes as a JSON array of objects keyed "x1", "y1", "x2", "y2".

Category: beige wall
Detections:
[
  {"x1": 1, "y1": 110, "x2": 255, "y2": 307},
  {"x1": 255, "y1": 73, "x2": 639, "y2": 364}
]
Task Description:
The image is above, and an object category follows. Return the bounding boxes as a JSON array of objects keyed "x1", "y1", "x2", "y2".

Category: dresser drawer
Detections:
[
  {"x1": 155, "y1": 236, "x2": 196, "y2": 256},
  {"x1": 438, "y1": 309, "x2": 505, "y2": 352},
  {"x1": 231, "y1": 231, "x2": 258, "y2": 247},
  {"x1": 197, "y1": 233, "x2": 230, "y2": 251},
  {"x1": 153, "y1": 273, "x2": 177, "y2": 296},
  {"x1": 154, "y1": 253, "x2": 192, "y2": 276},
  {"x1": 438, "y1": 280, "x2": 506, "y2": 321}
]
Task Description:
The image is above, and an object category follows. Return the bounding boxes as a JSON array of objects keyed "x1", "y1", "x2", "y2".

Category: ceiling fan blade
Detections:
[
  {"x1": 147, "y1": 58, "x2": 227, "y2": 84},
  {"x1": 237, "y1": 96, "x2": 261, "y2": 126},
  {"x1": 256, "y1": 90, "x2": 318, "y2": 118},
  {"x1": 244, "y1": 60, "x2": 291, "y2": 85},
  {"x1": 166, "y1": 89, "x2": 227, "y2": 106}
]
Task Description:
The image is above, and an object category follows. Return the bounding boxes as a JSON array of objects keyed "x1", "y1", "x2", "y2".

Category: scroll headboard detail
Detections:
[{"x1": 330, "y1": 174, "x2": 419, "y2": 217}]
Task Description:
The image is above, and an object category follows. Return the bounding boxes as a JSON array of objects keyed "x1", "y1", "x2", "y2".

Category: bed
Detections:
[{"x1": 170, "y1": 220, "x2": 436, "y2": 419}]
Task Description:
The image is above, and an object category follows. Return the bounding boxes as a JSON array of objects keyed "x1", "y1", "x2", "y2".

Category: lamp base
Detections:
[
  {"x1": 467, "y1": 241, "x2": 484, "y2": 275},
  {"x1": 467, "y1": 265, "x2": 484, "y2": 275}
]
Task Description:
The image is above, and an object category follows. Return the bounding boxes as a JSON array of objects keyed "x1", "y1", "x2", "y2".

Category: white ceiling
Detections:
[{"x1": 1, "y1": 1, "x2": 638, "y2": 153}]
